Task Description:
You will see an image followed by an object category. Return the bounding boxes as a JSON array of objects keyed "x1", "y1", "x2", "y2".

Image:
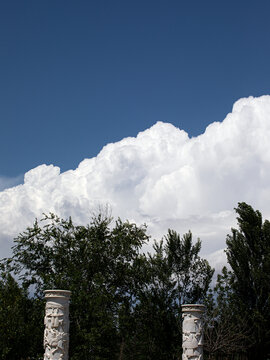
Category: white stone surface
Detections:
[
  {"x1": 182, "y1": 304, "x2": 205, "y2": 360},
  {"x1": 44, "y1": 290, "x2": 71, "y2": 360}
]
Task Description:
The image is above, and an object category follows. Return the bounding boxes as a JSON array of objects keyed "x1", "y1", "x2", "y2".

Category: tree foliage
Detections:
[
  {"x1": 204, "y1": 267, "x2": 252, "y2": 359},
  {"x1": 123, "y1": 230, "x2": 213, "y2": 359},
  {"x1": 2, "y1": 203, "x2": 270, "y2": 359},
  {"x1": 0, "y1": 212, "x2": 213, "y2": 359},
  {"x1": 204, "y1": 202, "x2": 270, "y2": 360},
  {"x1": 0, "y1": 268, "x2": 43, "y2": 359},
  {"x1": 225, "y1": 202, "x2": 270, "y2": 359}
]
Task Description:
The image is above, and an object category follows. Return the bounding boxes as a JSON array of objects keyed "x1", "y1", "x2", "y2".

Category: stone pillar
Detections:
[
  {"x1": 181, "y1": 304, "x2": 205, "y2": 360},
  {"x1": 43, "y1": 290, "x2": 71, "y2": 360}
]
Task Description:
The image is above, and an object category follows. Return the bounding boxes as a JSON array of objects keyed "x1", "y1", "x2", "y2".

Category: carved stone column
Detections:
[
  {"x1": 44, "y1": 290, "x2": 71, "y2": 360},
  {"x1": 181, "y1": 304, "x2": 205, "y2": 360}
]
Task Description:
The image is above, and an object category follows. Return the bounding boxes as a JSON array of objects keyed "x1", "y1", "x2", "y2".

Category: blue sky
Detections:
[{"x1": 1, "y1": 0, "x2": 270, "y2": 177}]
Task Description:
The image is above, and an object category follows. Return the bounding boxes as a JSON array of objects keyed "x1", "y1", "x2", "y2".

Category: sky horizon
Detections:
[{"x1": 1, "y1": 1, "x2": 270, "y2": 270}]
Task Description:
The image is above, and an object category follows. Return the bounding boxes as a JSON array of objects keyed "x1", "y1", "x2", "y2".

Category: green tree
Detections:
[
  {"x1": 224, "y1": 202, "x2": 270, "y2": 359},
  {"x1": 2, "y1": 214, "x2": 214, "y2": 360},
  {"x1": 0, "y1": 268, "x2": 43, "y2": 359},
  {"x1": 3, "y1": 213, "x2": 150, "y2": 359},
  {"x1": 123, "y1": 230, "x2": 214, "y2": 359},
  {"x1": 165, "y1": 230, "x2": 214, "y2": 304}
]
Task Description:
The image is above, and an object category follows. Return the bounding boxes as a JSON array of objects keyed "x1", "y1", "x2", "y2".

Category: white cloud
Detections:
[{"x1": 1, "y1": 95, "x2": 270, "y2": 270}]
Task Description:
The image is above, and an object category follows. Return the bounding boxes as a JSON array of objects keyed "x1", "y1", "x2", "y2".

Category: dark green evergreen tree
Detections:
[{"x1": 225, "y1": 202, "x2": 270, "y2": 359}]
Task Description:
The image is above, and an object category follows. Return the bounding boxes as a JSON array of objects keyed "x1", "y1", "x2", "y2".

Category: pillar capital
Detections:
[
  {"x1": 181, "y1": 304, "x2": 205, "y2": 313},
  {"x1": 44, "y1": 289, "x2": 71, "y2": 300}
]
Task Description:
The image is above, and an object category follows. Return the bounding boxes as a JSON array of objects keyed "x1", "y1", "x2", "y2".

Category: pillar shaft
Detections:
[
  {"x1": 181, "y1": 304, "x2": 205, "y2": 360},
  {"x1": 44, "y1": 290, "x2": 71, "y2": 360}
]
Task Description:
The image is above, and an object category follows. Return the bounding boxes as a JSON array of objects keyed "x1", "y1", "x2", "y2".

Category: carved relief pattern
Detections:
[
  {"x1": 182, "y1": 305, "x2": 205, "y2": 360},
  {"x1": 44, "y1": 291, "x2": 71, "y2": 360}
]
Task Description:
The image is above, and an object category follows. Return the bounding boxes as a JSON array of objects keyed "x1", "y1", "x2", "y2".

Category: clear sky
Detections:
[{"x1": 1, "y1": 0, "x2": 270, "y2": 177}]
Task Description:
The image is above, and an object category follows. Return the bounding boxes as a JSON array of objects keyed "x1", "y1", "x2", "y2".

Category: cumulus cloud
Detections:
[{"x1": 1, "y1": 95, "x2": 270, "y2": 270}]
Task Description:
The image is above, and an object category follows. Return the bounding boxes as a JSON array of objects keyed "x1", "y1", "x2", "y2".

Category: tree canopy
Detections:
[
  {"x1": 1, "y1": 202, "x2": 270, "y2": 359},
  {"x1": 1, "y1": 212, "x2": 213, "y2": 359},
  {"x1": 204, "y1": 202, "x2": 270, "y2": 360},
  {"x1": 225, "y1": 203, "x2": 270, "y2": 358}
]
